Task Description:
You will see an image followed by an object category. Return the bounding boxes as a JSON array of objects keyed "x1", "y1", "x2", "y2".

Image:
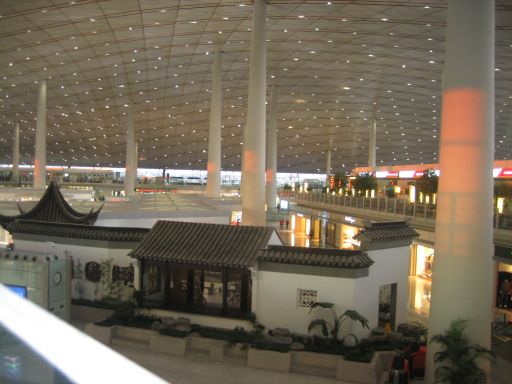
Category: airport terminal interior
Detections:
[{"x1": 0, "y1": 1, "x2": 511, "y2": 383}]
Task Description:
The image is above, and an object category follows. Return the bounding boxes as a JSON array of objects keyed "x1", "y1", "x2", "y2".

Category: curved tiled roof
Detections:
[
  {"x1": 129, "y1": 220, "x2": 276, "y2": 268},
  {"x1": 354, "y1": 220, "x2": 418, "y2": 242},
  {"x1": 0, "y1": 182, "x2": 102, "y2": 229},
  {"x1": 257, "y1": 245, "x2": 373, "y2": 269},
  {"x1": 7, "y1": 220, "x2": 148, "y2": 242}
]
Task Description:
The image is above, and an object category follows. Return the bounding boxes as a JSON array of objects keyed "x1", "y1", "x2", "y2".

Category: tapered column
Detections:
[
  {"x1": 266, "y1": 83, "x2": 278, "y2": 211},
  {"x1": 425, "y1": 0, "x2": 494, "y2": 382},
  {"x1": 12, "y1": 123, "x2": 20, "y2": 184},
  {"x1": 134, "y1": 141, "x2": 138, "y2": 187},
  {"x1": 125, "y1": 106, "x2": 136, "y2": 197},
  {"x1": 206, "y1": 50, "x2": 222, "y2": 196},
  {"x1": 368, "y1": 119, "x2": 376, "y2": 168},
  {"x1": 241, "y1": 0, "x2": 266, "y2": 226},
  {"x1": 325, "y1": 150, "x2": 331, "y2": 186},
  {"x1": 33, "y1": 80, "x2": 46, "y2": 189}
]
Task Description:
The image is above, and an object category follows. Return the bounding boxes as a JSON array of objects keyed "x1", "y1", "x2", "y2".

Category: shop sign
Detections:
[{"x1": 344, "y1": 216, "x2": 356, "y2": 224}]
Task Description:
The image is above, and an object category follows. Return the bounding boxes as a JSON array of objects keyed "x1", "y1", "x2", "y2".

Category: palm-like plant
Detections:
[
  {"x1": 430, "y1": 319, "x2": 495, "y2": 384},
  {"x1": 308, "y1": 302, "x2": 369, "y2": 345}
]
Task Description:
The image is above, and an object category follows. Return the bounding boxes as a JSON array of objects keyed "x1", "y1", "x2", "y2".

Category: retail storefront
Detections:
[
  {"x1": 495, "y1": 245, "x2": 512, "y2": 321},
  {"x1": 291, "y1": 213, "x2": 362, "y2": 249},
  {"x1": 338, "y1": 216, "x2": 362, "y2": 249},
  {"x1": 408, "y1": 242, "x2": 434, "y2": 316}
]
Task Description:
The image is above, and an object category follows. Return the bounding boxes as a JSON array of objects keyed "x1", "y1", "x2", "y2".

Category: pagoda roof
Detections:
[{"x1": 0, "y1": 182, "x2": 102, "y2": 229}]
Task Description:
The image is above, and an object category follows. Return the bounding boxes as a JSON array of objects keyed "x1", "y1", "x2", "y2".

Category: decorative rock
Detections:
[
  {"x1": 175, "y1": 324, "x2": 192, "y2": 333},
  {"x1": 151, "y1": 321, "x2": 162, "y2": 331},
  {"x1": 272, "y1": 335, "x2": 293, "y2": 345},
  {"x1": 273, "y1": 328, "x2": 291, "y2": 337},
  {"x1": 177, "y1": 317, "x2": 191, "y2": 326},
  {"x1": 162, "y1": 317, "x2": 176, "y2": 328},
  {"x1": 290, "y1": 342, "x2": 305, "y2": 351}
]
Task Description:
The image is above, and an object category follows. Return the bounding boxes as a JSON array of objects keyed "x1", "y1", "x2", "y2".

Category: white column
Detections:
[
  {"x1": 125, "y1": 106, "x2": 136, "y2": 197},
  {"x1": 12, "y1": 123, "x2": 20, "y2": 184},
  {"x1": 206, "y1": 50, "x2": 222, "y2": 196},
  {"x1": 425, "y1": 0, "x2": 494, "y2": 382},
  {"x1": 33, "y1": 80, "x2": 46, "y2": 189},
  {"x1": 368, "y1": 119, "x2": 376, "y2": 168},
  {"x1": 266, "y1": 83, "x2": 277, "y2": 211},
  {"x1": 134, "y1": 141, "x2": 138, "y2": 188},
  {"x1": 241, "y1": 0, "x2": 266, "y2": 226},
  {"x1": 325, "y1": 150, "x2": 331, "y2": 186}
]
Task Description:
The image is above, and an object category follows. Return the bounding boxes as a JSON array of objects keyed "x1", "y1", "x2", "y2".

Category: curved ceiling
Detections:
[{"x1": 0, "y1": 0, "x2": 510, "y2": 174}]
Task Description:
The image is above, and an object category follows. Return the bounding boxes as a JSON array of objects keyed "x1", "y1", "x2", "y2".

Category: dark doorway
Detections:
[{"x1": 379, "y1": 283, "x2": 398, "y2": 330}]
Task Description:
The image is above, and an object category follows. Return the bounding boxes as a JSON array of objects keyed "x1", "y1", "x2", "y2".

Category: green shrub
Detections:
[
  {"x1": 159, "y1": 328, "x2": 190, "y2": 338},
  {"x1": 72, "y1": 298, "x2": 123, "y2": 310},
  {"x1": 397, "y1": 322, "x2": 428, "y2": 344},
  {"x1": 431, "y1": 319, "x2": 495, "y2": 384},
  {"x1": 253, "y1": 340, "x2": 290, "y2": 353},
  {"x1": 359, "y1": 334, "x2": 404, "y2": 352},
  {"x1": 344, "y1": 345, "x2": 374, "y2": 363}
]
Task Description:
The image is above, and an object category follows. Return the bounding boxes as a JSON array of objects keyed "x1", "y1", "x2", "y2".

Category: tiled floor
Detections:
[{"x1": 112, "y1": 344, "x2": 343, "y2": 384}]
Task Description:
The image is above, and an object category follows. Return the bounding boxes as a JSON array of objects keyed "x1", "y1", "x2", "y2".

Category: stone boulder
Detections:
[
  {"x1": 151, "y1": 321, "x2": 162, "y2": 331},
  {"x1": 162, "y1": 317, "x2": 177, "y2": 328}
]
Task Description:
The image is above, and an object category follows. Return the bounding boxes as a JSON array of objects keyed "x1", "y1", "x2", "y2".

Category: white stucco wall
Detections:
[
  {"x1": 254, "y1": 270, "x2": 358, "y2": 337},
  {"x1": 351, "y1": 245, "x2": 411, "y2": 333},
  {"x1": 254, "y1": 245, "x2": 411, "y2": 340},
  {"x1": 14, "y1": 239, "x2": 136, "y2": 302}
]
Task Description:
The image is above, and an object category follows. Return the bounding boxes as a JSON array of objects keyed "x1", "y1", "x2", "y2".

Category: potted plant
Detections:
[
  {"x1": 430, "y1": 319, "x2": 495, "y2": 384},
  {"x1": 308, "y1": 302, "x2": 369, "y2": 345}
]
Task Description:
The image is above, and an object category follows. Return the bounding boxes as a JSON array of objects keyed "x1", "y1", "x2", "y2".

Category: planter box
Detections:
[
  {"x1": 149, "y1": 334, "x2": 189, "y2": 356},
  {"x1": 291, "y1": 351, "x2": 339, "y2": 378},
  {"x1": 378, "y1": 351, "x2": 396, "y2": 374},
  {"x1": 84, "y1": 323, "x2": 115, "y2": 345},
  {"x1": 336, "y1": 352, "x2": 381, "y2": 384},
  {"x1": 225, "y1": 343, "x2": 248, "y2": 360},
  {"x1": 115, "y1": 325, "x2": 155, "y2": 342},
  {"x1": 188, "y1": 335, "x2": 228, "y2": 361},
  {"x1": 71, "y1": 305, "x2": 113, "y2": 323},
  {"x1": 248, "y1": 348, "x2": 291, "y2": 373}
]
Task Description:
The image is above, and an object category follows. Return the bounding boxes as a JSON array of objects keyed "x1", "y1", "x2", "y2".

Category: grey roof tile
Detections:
[
  {"x1": 354, "y1": 220, "x2": 419, "y2": 242},
  {"x1": 7, "y1": 220, "x2": 148, "y2": 242},
  {"x1": 258, "y1": 245, "x2": 373, "y2": 269},
  {"x1": 129, "y1": 220, "x2": 276, "y2": 268},
  {"x1": 0, "y1": 182, "x2": 102, "y2": 229}
]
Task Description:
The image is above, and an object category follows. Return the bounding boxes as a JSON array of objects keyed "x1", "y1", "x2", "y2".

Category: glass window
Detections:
[
  {"x1": 202, "y1": 271, "x2": 223, "y2": 308},
  {"x1": 227, "y1": 273, "x2": 242, "y2": 310},
  {"x1": 148, "y1": 265, "x2": 161, "y2": 295}
]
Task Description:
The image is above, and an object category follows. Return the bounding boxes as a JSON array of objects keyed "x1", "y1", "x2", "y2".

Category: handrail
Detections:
[
  {"x1": 0, "y1": 284, "x2": 168, "y2": 384},
  {"x1": 282, "y1": 191, "x2": 512, "y2": 232}
]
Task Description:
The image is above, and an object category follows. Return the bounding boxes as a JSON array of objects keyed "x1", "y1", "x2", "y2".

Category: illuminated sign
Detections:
[
  {"x1": 344, "y1": 216, "x2": 356, "y2": 224},
  {"x1": 495, "y1": 168, "x2": 512, "y2": 178},
  {"x1": 398, "y1": 170, "x2": 415, "y2": 178}
]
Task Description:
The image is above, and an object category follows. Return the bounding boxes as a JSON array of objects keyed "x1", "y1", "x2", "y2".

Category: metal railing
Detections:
[{"x1": 284, "y1": 191, "x2": 512, "y2": 231}]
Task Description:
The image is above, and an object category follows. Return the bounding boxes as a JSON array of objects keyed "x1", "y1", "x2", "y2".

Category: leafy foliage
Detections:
[
  {"x1": 494, "y1": 182, "x2": 512, "y2": 198},
  {"x1": 351, "y1": 173, "x2": 377, "y2": 194},
  {"x1": 415, "y1": 169, "x2": 438, "y2": 197},
  {"x1": 430, "y1": 319, "x2": 495, "y2": 384},
  {"x1": 385, "y1": 186, "x2": 395, "y2": 198},
  {"x1": 308, "y1": 302, "x2": 369, "y2": 345},
  {"x1": 325, "y1": 173, "x2": 347, "y2": 193},
  {"x1": 397, "y1": 321, "x2": 428, "y2": 344}
]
